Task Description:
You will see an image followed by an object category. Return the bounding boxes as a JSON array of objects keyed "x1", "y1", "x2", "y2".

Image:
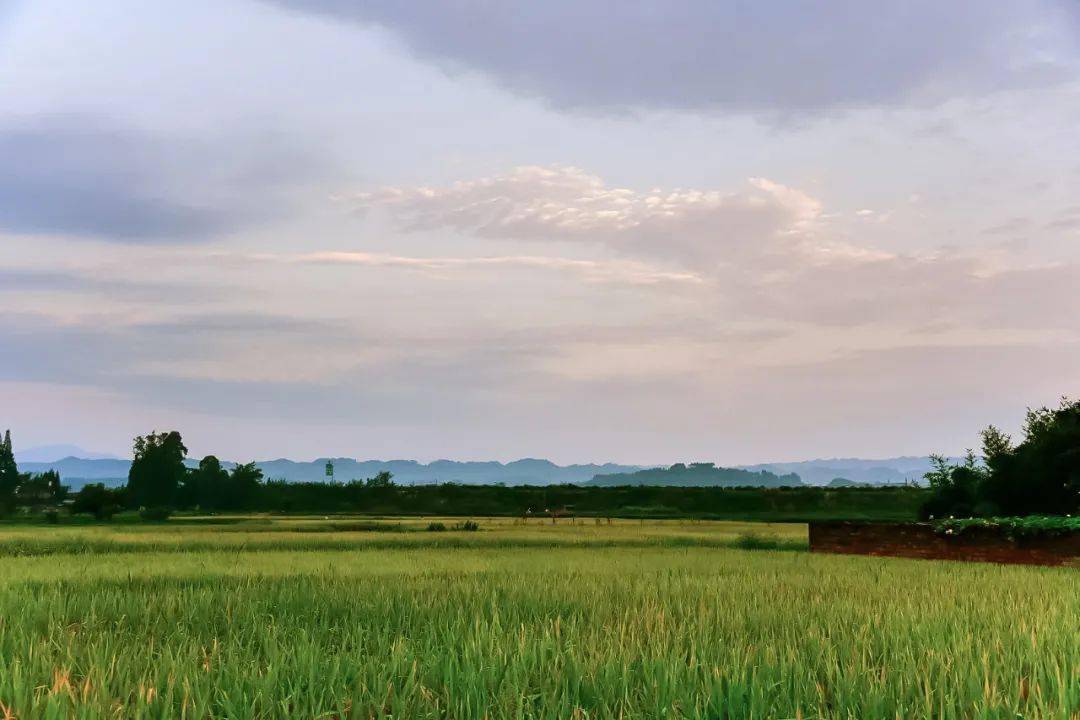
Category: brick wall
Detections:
[{"x1": 809, "y1": 521, "x2": 1080, "y2": 567}]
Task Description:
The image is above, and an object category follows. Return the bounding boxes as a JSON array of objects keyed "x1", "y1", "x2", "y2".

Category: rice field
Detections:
[{"x1": 0, "y1": 517, "x2": 1076, "y2": 719}]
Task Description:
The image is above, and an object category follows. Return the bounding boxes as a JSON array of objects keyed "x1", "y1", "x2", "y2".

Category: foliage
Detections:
[
  {"x1": 179, "y1": 455, "x2": 229, "y2": 509},
  {"x1": 981, "y1": 399, "x2": 1080, "y2": 515},
  {"x1": 426, "y1": 522, "x2": 447, "y2": 532},
  {"x1": 71, "y1": 483, "x2": 125, "y2": 520},
  {"x1": 734, "y1": 531, "x2": 783, "y2": 550},
  {"x1": 933, "y1": 515, "x2": 1080, "y2": 539},
  {"x1": 248, "y1": 481, "x2": 926, "y2": 520},
  {"x1": 14, "y1": 469, "x2": 67, "y2": 509},
  {"x1": 590, "y1": 462, "x2": 803, "y2": 487},
  {"x1": 923, "y1": 398, "x2": 1080, "y2": 518},
  {"x1": 456, "y1": 520, "x2": 480, "y2": 532},
  {"x1": 224, "y1": 462, "x2": 264, "y2": 510},
  {"x1": 127, "y1": 431, "x2": 188, "y2": 509},
  {"x1": 176, "y1": 457, "x2": 265, "y2": 511},
  {"x1": 138, "y1": 506, "x2": 173, "y2": 522},
  {"x1": 921, "y1": 451, "x2": 985, "y2": 519},
  {"x1": 364, "y1": 470, "x2": 394, "y2": 488},
  {"x1": 0, "y1": 430, "x2": 18, "y2": 514},
  {"x1": 0, "y1": 519, "x2": 1076, "y2": 718}
]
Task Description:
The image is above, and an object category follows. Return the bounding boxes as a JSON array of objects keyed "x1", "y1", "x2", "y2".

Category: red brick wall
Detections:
[{"x1": 809, "y1": 521, "x2": 1080, "y2": 567}]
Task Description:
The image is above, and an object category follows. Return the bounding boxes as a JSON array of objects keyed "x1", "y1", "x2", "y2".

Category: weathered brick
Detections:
[{"x1": 808, "y1": 521, "x2": 1080, "y2": 566}]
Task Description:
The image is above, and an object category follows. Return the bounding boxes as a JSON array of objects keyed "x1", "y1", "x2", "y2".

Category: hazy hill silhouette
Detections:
[{"x1": 19, "y1": 454, "x2": 956, "y2": 489}]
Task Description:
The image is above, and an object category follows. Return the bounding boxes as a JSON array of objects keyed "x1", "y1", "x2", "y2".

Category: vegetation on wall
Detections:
[{"x1": 932, "y1": 515, "x2": 1079, "y2": 539}]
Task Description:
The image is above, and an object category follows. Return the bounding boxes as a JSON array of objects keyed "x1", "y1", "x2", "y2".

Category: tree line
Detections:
[
  {"x1": 921, "y1": 397, "x2": 1080, "y2": 517},
  {"x1": 1, "y1": 428, "x2": 926, "y2": 520},
  {"x1": 3, "y1": 397, "x2": 1076, "y2": 521},
  {"x1": 0, "y1": 430, "x2": 67, "y2": 514}
]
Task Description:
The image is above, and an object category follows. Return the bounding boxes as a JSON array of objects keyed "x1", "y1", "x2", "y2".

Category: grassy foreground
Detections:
[{"x1": 0, "y1": 518, "x2": 1076, "y2": 719}]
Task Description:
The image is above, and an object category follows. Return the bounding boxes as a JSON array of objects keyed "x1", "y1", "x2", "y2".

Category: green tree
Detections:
[
  {"x1": 222, "y1": 462, "x2": 263, "y2": 510},
  {"x1": 980, "y1": 425, "x2": 1012, "y2": 464},
  {"x1": 364, "y1": 470, "x2": 394, "y2": 488},
  {"x1": 127, "y1": 431, "x2": 188, "y2": 509},
  {"x1": 0, "y1": 430, "x2": 19, "y2": 514},
  {"x1": 15, "y1": 470, "x2": 68, "y2": 509},
  {"x1": 920, "y1": 451, "x2": 984, "y2": 518},
  {"x1": 180, "y1": 455, "x2": 229, "y2": 509},
  {"x1": 983, "y1": 398, "x2": 1080, "y2": 515},
  {"x1": 923, "y1": 397, "x2": 1080, "y2": 518},
  {"x1": 72, "y1": 483, "x2": 125, "y2": 520}
]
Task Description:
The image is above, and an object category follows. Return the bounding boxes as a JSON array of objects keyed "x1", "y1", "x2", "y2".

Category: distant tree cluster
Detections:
[
  {"x1": 125, "y1": 432, "x2": 266, "y2": 514},
  {"x1": 0, "y1": 430, "x2": 69, "y2": 515},
  {"x1": 922, "y1": 398, "x2": 1080, "y2": 518},
  {"x1": 0, "y1": 429, "x2": 269, "y2": 519},
  {"x1": 589, "y1": 462, "x2": 802, "y2": 487},
  {"x1": 2, "y1": 425, "x2": 926, "y2": 521}
]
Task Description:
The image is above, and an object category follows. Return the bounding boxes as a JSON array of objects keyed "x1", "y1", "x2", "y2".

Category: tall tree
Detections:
[
  {"x1": 985, "y1": 398, "x2": 1080, "y2": 515},
  {"x1": 0, "y1": 430, "x2": 19, "y2": 514},
  {"x1": 15, "y1": 470, "x2": 68, "y2": 509},
  {"x1": 127, "y1": 431, "x2": 188, "y2": 508},
  {"x1": 179, "y1": 455, "x2": 229, "y2": 509},
  {"x1": 223, "y1": 462, "x2": 264, "y2": 510},
  {"x1": 923, "y1": 397, "x2": 1080, "y2": 517}
]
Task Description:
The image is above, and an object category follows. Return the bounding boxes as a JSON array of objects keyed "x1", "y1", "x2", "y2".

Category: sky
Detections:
[{"x1": 1, "y1": 0, "x2": 1079, "y2": 464}]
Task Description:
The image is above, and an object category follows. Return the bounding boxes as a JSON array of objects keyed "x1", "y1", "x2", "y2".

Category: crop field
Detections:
[{"x1": 0, "y1": 517, "x2": 1076, "y2": 719}]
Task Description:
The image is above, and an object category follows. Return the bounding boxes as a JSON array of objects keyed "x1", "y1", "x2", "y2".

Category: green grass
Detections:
[{"x1": 0, "y1": 518, "x2": 1076, "y2": 719}]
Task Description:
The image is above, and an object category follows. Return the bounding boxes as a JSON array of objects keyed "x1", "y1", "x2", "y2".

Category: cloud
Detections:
[
  {"x1": 266, "y1": 0, "x2": 1079, "y2": 115},
  {"x1": 982, "y1": 217, "x2": 1032, "y2": 236},
  {"x1": 0, "y1": 115, "x2": 333, "y2": 242},
  {"x1": 0, "y1": 267, "x2": 233, "y2": 303},
  {"x1": 355, "y1": 165, "x2": 1080, "y2": 333},
  {"x1": 355, "y1": 165, "x2": 829, "y2": 268},
  {"x1": 0, "y1": 117, "x2": 231, "y2": 241},
  {"x1": 0, "y1": 310, "x2": 558, "y2": 423},
  {"x1": 1044, "y1": 216, "x2": 1080, "y2": 232},
  {"x1": 736, "y1": 254, "x2": 1080, "y2": 331},
  {"x1": 255, "y1": 248, "x2": 701, "y2": 285}
]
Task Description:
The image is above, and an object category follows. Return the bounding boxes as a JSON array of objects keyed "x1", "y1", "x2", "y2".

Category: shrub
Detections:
[
  {"x1": 139, "y1": 506, "x2": 173, "y2": 522},
  {"x1": 455, "y1": 520, "x2": 480, "y2": 532},
  {"x1": 426, "y1": 522, "x2": 447, "y2": 532},
  {"x1": 44, "y1": 509, "x2": 60, "y2": 524},
  {"x1": 734, "y1": 532, "x2": 782, "y2": 550},
  {"x1": 71, "y1": 484, "x2": 124, "y2": 521}
]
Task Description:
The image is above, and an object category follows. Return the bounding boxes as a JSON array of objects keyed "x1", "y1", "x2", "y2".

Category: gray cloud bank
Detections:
[
  {"x1": 267, "y1": 0, "x2": 1079, "y2": 114},
  {"x1": 0, "y1": 117, "x2": 230, "y2": 241},
  {"x1": 0, "y1": 115, "x2": 333, "y2": 242}
]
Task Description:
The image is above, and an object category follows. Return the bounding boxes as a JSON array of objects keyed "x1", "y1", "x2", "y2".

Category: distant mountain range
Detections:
[
  {"x1": 739, "y1": 457, "x2": 954, "y2": 486},
  {"x1": 586, "y1": 463, "x2": 802, "y2": 488},
  {"x1": 14, "y1": 444, "x2": 120, "y2": 463},
  {"x1": 15, "y1": 453, "x2": 948, "y2": 489},
  {"x1": 16, "y1": 456, "x2": 645, "y2": 489}
]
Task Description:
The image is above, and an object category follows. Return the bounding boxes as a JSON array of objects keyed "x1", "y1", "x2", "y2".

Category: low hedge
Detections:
[{"x1": 932, "y1": 515, "x2": 1079, "y2": 539}]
